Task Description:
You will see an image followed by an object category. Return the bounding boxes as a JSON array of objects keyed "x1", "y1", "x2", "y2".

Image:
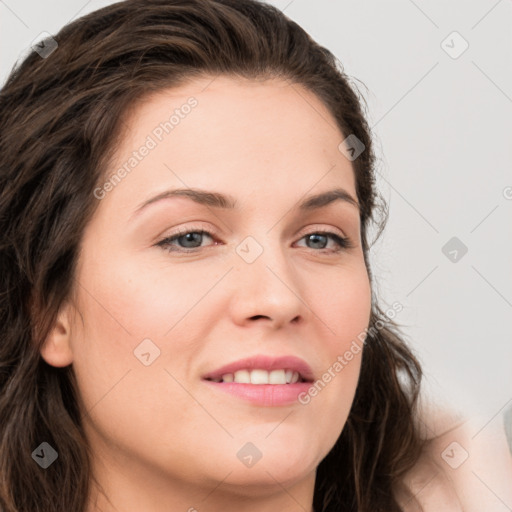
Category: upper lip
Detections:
[{"x1": 202, "y1": 354, "x2": 315, "y2": 382}]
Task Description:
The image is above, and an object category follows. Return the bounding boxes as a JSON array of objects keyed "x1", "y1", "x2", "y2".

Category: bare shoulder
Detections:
[{"x1": 396, "y1": 403, "x2": 512, "y2": 512}]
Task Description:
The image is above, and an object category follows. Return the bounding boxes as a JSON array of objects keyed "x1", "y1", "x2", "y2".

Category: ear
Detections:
[{"x1": 39, "y1": 301, "x2": 75, "y2": 367}]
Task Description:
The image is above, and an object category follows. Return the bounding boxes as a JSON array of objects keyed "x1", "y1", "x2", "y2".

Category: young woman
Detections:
[{"x1": 1, "y1": 1, "x2": 510, "y2": 511}]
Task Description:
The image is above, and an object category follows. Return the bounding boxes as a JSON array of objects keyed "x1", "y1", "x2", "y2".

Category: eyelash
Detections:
[{"x1": 156, "y1": 225, "x2": 354, "y2": 254}]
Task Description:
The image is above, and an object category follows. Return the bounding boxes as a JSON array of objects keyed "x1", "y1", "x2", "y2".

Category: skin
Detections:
[{"x1": 40, "y1": 75, "x2": 372, "y2": 512}]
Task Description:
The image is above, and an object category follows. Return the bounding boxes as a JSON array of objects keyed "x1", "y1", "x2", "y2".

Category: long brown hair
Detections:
[{"x1": 0, "y1": 1, "x2": 424, "y2": 510}]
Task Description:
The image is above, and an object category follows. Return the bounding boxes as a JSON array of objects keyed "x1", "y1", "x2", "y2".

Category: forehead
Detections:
[
  {"x1": 117, "y1": 75, "x2": 347, "y2": 158},
  {"x1": 102, "y1": 75, "x2": 357, "y2": 212}
]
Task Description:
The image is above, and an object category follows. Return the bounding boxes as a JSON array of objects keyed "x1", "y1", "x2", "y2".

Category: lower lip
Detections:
[{"x1": 202, "y1": 380, "x2": 313, "y2": 406}]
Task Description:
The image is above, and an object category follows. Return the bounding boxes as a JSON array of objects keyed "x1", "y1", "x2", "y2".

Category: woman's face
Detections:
[{"x1": 42, "y1": 76, "x2": 372, "y2": 508}]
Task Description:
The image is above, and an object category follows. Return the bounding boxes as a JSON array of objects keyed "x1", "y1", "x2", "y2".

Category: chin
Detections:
[{"x1": 218, "y1": 463, "x2": 313, "y2": 495}]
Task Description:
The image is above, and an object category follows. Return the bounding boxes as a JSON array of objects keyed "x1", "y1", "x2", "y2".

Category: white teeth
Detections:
[
  {"x1": 250, "y1": 369, "x2": 269, "y2": 384},
  {"x1": 233, "y1": 369, "x2": 250, "y2": 383},
  {"x1": 216, "y1": 369, "x2": 301, "y2": 384},
  {"x1": 269, "y1": 369, "x2": 286, "y2": 384}
]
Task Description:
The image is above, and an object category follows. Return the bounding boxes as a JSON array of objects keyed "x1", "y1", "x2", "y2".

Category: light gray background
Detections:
[{"x1": 1, "y1": 0, "x2": 511, "y2": 422}]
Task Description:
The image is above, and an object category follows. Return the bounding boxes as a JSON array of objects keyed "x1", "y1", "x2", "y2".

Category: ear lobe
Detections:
[{"x1": 39, "y1": 302, "x2": 75, "y2": 367}]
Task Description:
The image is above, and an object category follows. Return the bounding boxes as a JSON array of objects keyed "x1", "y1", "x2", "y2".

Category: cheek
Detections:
[
  {"x1": 81, "y1": 249, "x2": 230, "y2": 340},
  {"x1": 69, "y1": 261, "x2": 199, "y2": 461},
  {"x1": 73, "y1": 256, "x2": 201, "y2": 350},
  {"x1": 318, "y1": 262, "x2": 372, "y2": 346},
  {"x1": 69, "y1": 250, "x2": 221, "y2": 415},
  {"x1": 302, "y1": 264, "x2": 371, "y2": 421}
]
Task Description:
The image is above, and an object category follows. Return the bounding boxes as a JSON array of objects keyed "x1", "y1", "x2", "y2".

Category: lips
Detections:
[{"x1": 201, "y1": 354, "x2": 315, "y2": 383}]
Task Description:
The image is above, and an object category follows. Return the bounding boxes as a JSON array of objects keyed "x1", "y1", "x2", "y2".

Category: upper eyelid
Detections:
[{"x1": 161, "y1": 223, "x2": 348, "y2": 241}]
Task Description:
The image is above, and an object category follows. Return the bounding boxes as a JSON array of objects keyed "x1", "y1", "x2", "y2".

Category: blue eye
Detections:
[
  {"x1": 156, "y1": 228, "x2": 353, "y2": 254},
  {"x1": 297, "y1": 232, "x2": 353, "y2": 252},
  {"x1": 158, "y1": 229, "x2": 214, "y2": 251}
]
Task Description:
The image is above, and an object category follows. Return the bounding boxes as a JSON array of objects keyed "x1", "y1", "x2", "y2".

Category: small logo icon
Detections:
[
  {"x1": 32, "y1": 442, "x2": 58, "y2": 469},
  {"x1": 236, "y1": 442, "x2": 263, "y2": 468},
  {"x1": 441, "y1": 31, "x2": 469, "y2": 59},
  {"x1": 31, "y1": 32, "x2": 58, "y2": 59},
  {"x1": 338, "y1": 134, "x2": 365, "y2": 161},
  {"x1": 441, "y1": 441, "x2": 469, "y2": 469},
  {"x1": 442, "y1": 236, "x2": 468, "y2": 263},
  {"x1": 134, "y1": 338, "x2": 161, "y2": 366},
  {"x1": 236, "y1": 236, "x2": 264, "y2": 264}
]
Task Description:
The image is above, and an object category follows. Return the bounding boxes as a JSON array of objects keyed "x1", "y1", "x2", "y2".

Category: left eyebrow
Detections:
[
  {"x1": 298, "y1": 188, "x2": 360, "y2": 212},
  {"x1": 131, "y1": 186, "x2": 360, "y2": 219}
]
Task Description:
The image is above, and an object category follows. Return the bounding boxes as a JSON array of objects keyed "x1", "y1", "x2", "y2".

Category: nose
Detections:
[{"x1": 226, "y1": 234, "x2": 310, "y2": 329}]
